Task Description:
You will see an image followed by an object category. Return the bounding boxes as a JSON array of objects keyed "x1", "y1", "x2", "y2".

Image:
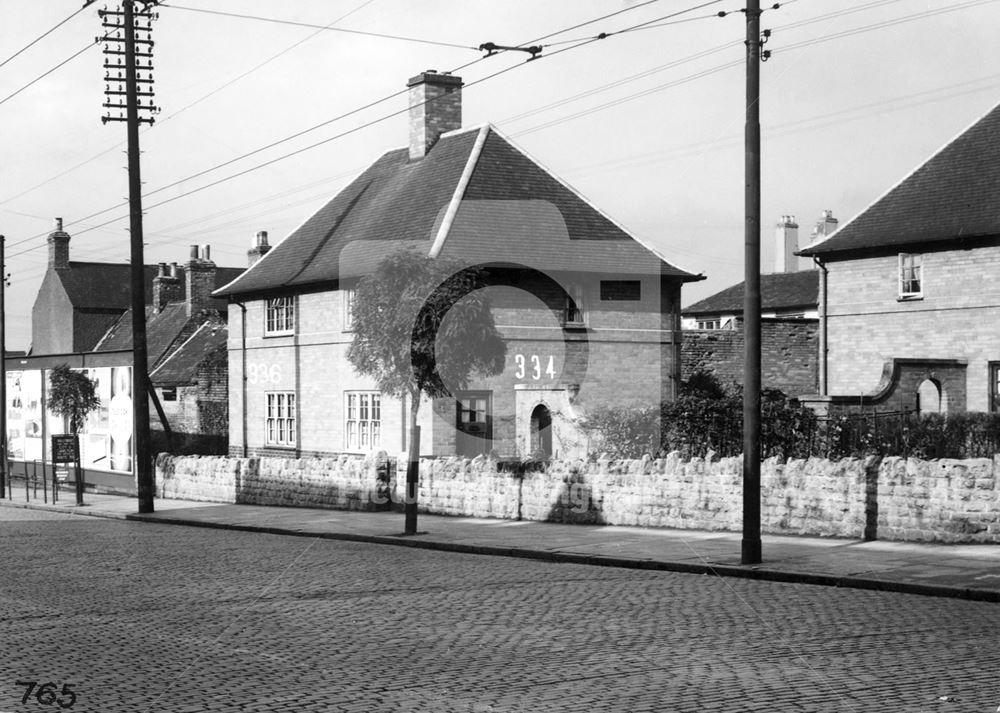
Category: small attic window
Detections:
[
  {"x1": 161, "y1": 387, "x2": 177, "y2": 402},
  {"x1": 600, "y1": 280, "x2": 641, "y2": 301}
]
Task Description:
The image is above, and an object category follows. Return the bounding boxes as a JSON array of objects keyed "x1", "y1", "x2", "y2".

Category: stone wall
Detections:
[{"x1": 156, "y1": 452, "x2": 1000, "y2": 542}]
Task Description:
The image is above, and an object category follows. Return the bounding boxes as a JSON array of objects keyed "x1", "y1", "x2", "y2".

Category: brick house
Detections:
[
  {"x1": 214, "y1": 70, "x2": 701, "y2": 460},
  {"x1": 798, "y1": 101, "x2": 1000, "y2": 414}
]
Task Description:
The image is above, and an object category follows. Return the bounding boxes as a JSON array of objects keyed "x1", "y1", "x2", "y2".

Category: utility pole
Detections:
[
  {"x1": 742, "y1": 0, "x2": 769, "y2": 565},
  {"x1": 100, "y1": 1, "x2": 159, "y2": 513},
  {"x1": 0, "y1": 236, "x2": 7, "y2": 500}
]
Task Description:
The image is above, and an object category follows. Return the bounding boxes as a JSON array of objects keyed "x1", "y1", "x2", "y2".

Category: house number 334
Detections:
[{"x1": 513, "y1": 354, "x2": 556, "y2": 380}]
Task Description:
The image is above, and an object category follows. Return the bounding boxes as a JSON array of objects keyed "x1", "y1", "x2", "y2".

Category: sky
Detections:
[{"x1": 2, "y1": 0, "x2": 1000, "y2": 352}]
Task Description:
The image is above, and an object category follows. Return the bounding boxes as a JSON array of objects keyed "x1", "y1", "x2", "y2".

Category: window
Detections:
[
  {"x1": 160, "y1": 387, "x2": 177, "y2": 402},
  {"x1": 600, "y1": 280, "x2": 641, "y2": 301},
  {"x1": 342, "y1": 289, "x2": 356, "y2": 331},
  {"x1": 456, "y1": 392, "x2": 492, "y2": 457},
  {"x1": 265, "y1": 296, "x2": 295, "y2": 335},
  {"x1": 345, "y1": 392, "x2": 381, "y2": 451},
  {"x1": 265, "y1": 392, "x2": 296, "y2": 446},
  {"x1": 697, "y1": 319, "x2": 721, "y2": 330},
  {"x1": 563, "y1": 285, "x2": 585, "y2": 326},
  {"x1": 898, "y1": 253, "x2": 922, "y2": 299}
]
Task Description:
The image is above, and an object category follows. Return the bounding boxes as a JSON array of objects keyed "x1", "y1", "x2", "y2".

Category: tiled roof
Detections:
[
  {"x1": 216, "y1": 124, "x2": 698, "y2": 297},
  {"x1": 682, "y1": 270, "x2": 819, "y2": 316},
  {"x1": 800, "y1": 101, "x2": 1000, "y2": 257},
  {"x1": 58, "y1": 263, "x2": 244, "y2": 310},
  {"x1": 94, "y1": 303, "x2": 225, "y2": 373},
  {"x1": 59, "y1": 263, "x2": 157, "y2": 309},
  {"x1": 149, "y1": 322, "x2": 227, "y2": 386},
  {"x1": 75, "y1": 311, "x2": 125, "y2": 352}
]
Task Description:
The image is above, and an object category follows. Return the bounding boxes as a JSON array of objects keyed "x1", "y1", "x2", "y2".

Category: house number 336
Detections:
[{"x1": 513, "y1": 354, "x2": 556, "y2": 380}]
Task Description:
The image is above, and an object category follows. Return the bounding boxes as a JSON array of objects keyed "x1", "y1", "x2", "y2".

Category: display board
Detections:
[{"x1": 5, "y1": 366, "x2": 133, "y2": 474}]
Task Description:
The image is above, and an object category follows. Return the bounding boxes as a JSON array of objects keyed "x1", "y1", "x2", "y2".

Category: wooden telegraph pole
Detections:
[
  {"x1": 742, "y1": 0, "x2": 768, "y2": 565},
  {"x1": 0, "y1": 235, "x2": 7, "y2": 500},
  {"x1": 100, "y1": 1, "x2": 159, "y2": 513}
]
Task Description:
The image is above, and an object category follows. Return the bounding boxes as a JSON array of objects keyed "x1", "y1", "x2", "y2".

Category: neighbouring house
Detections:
[
  {"x1": 214, "y1": 70, "x2": 702, "y2": 460},
  {"x1": 11, "y1": 224, "x2": 245, "y2": 492},
  {"x1": 91, "y1": 243, "x2": 243, "y2": 447},
  {"x1": 798, "y1": 101, "x2": 1000, "y2": 415},
  {"x1": 679, "y1": 211, "x2": 838, "y2": 396}
]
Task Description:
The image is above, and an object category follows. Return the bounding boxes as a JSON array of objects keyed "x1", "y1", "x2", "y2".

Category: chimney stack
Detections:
[
  {"x1": 248, "y1": 230, "x2": 272, "y2": 267},
  {"x1": 407, "y1": 70, "x2": 463, "y2": 161},
  {"x1": 774, "y1": 215, "x2": 799, "y2": 273},
  {"x1": 812, "y1": 209, "x2": 838, "y2": 239},
  {"x1": 185, "y1": 244, "x2": 217, "y2": 317},
  {"x1": 152, "y1": 261, "x2": 182, "y2": 313},
  {"x1": 47, "y1": 217, "x2": 71, "y2": 271}
]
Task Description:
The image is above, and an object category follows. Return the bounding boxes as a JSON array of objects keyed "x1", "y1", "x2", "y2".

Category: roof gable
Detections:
[
  {"x1": 216, "y1": 124, "x2": 697, "y2": 297},
  {"x1": 801, "y1": 101, "x2": 1000, "y2": 257}
]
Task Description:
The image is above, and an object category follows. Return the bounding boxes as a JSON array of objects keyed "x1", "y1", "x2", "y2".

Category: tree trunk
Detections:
[{"x1": 404, "y1": 389, "x2": 421, "y2": 535}]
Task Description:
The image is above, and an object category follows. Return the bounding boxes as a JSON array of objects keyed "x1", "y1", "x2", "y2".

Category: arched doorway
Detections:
[
  {"x1": 917, "y1": 378, "x2": 941, "y2": 415},
  {"x1": 529, "y1": 404, "x2": 552, "y2": 459}
]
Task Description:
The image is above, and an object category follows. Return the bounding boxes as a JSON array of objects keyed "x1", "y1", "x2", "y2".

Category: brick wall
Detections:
[
  {"x1": 683, "y1": 318, "x2": 818, "y2": 395},
  {"x1": 826, "y1": 245, "x2": 1000, "y2": 411},
  {"x1": 156, "y1": 452, "x2": 1000, "y2": 543}
]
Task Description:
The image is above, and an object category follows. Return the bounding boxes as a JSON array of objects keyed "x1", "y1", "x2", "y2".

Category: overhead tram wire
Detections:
[
  {"x1": 0, "y1": 1, "x2": 95, "y2": 70},
  {"x1": 0, "y1": 39, "x2": 103, "y2": 108},
  {"x1": 4, "y1": 0, "x2": 740, "y2": 256},
  {"x1": 0, "y1": 0, "x2": 380, "y2": 207},
  {"x1": 509, "y1": 0, "x2": 1000, "y2": 139},
  {"x1": 159, "y1": 4, "x2": 479, "y2": 50},
  {"x1": 4, "y1": 0, "x2": 701, "y2": 248}
]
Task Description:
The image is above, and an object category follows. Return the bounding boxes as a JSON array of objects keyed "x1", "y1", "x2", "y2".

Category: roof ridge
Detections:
[
  {"x1": 428, "y1": 124, "x2": 491, "y2": 258},
  {"x1": 91, "y1": 311, "x2": 128, "y2": 351},
  {"x1": 799, "y1": 99, "x2": 1000, "y2": 255},
  {"x1": 149, "y1": 321, "x2": 208, "y2": 378}
]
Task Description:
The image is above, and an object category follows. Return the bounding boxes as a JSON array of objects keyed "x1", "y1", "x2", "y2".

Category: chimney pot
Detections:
[
  {"x1": 189, "y1": 245, "x2": 198, "y2": 259},
  {"x1": 202, "y1": 244, "x2": 211, "y2": 261},
  {"x1": 170, "y1": 262, "x2": 178, "y2": 278},
  {"x1": 55, "y1": 217, "x2": 63, "y2": 231}
]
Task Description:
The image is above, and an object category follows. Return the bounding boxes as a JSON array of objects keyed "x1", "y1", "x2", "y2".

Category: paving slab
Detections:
[{"x1": 3, "y1": 489, "x2": 999, "y2": 601}]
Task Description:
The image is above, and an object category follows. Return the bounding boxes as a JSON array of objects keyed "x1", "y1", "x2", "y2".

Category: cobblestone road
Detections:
[{"x1": 1, "y1": 508, "x2": 998, "y2": 713}]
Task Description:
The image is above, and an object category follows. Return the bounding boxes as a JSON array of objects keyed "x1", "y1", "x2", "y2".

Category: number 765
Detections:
[{"x1": 15, "y1": 681, "x2": 77, "y2": 708}]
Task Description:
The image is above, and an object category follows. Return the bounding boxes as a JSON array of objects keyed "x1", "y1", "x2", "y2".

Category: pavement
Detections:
[{"x1": 3, "y1": 485, "x2": 999, "y2": 602}]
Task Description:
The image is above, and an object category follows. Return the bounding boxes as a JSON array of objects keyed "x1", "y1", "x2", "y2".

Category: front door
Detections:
[{"x1": 456, "y1": 392, "x2": 492, "y2": 457}]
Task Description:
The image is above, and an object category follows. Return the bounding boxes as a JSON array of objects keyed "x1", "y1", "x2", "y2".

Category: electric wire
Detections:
[
  {"x1": 5, "y1": 0, "x2": 976, "y2": 258},
  {"x1": 159, "y1": 3, "x2": 479, "y2": 50},
  {"x1": 0, "y1": 0, "x2": 380, "y2": 207},
  {"x1": 0, "y1": 1, "x2": 94, "y2": 70},
  {"x1": 0, "y1": 40, "x2": 99, "y2": 108},
  {"x1": 2, "y1": 0, "x2": 683, "y2": 243}
]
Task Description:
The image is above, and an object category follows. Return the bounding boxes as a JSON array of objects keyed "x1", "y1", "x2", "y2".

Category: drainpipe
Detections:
[
  {"x1": 813, "y1": 256, "x2": 828, "y2": 395},
  {"x1": 234, "y1": 299, "x2": 248, "y2": 457}
]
